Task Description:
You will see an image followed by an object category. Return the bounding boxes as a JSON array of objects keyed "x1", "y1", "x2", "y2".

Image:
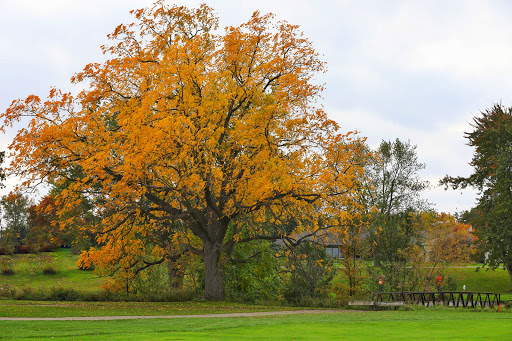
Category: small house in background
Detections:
[
  {"x1": 273, "y1": 230, "x2": 345, "y2": 259},
  {"x1": 325, "y1": 245, "x2": 342, "y2": 258}
]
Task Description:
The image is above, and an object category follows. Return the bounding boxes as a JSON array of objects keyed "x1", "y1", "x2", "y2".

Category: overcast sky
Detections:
[{"x1": 2, "y1": 0, "x2": 512, "y2": 213}]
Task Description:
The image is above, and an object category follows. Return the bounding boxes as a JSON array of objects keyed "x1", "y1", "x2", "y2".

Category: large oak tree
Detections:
[{"x1": 2, "y1": 2, "x2": 367, "y2": 299}]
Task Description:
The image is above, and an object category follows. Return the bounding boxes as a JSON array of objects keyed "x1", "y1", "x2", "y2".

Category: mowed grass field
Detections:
[{"x1": 1, "y1": 310, "x2": 511, "y2": 340}]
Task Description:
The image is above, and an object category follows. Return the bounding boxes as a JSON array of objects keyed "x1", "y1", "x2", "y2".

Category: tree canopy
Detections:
[
  {"x1": 366, "y1": 139, "x2": 429, "y2": 218},
  {"x1": 441, "y1": 103, "x2": 512, "y2": 290},
  {"x1": 1, "y1": 2, "x2": 368, "y2": 299}
]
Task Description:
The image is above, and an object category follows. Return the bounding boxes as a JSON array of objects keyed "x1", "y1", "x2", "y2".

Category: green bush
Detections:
[
  {"x1": 134, "y1": 289, "x2": 198, "y2": 302},
  {"x1": 13, "y1": 287, "x2": 84, "y2": 301},
  {"x1": 129, "y1": 263, "x2": 170, "y2": 296},
  {"x1": 14, "y1": 287, "x2": 44, "y2": 300},
  {"x1": 42, "y1": 267, "x2": 58, "y2": 275},
  {"x1": 1, "y1": 268, "x2": 15, "y2": 276},
  {"x1": 0, "y1": 259, "x2": 15, "y2": 275},
  {"x1": 439, "y1": 275, "x2": 457, "y2": 291},
  {"x1": 79, "y1": 288, "x2": 197, "y2": 302},
  {"x1": 223, "y1": 241, "x2": 283, "y2": 303},
  {"x1": 0, "y1": 284, "x2": 16, "y2": 298},
  {"x1": 48, "y1": 287, "x2": 83, "y2": 301}
]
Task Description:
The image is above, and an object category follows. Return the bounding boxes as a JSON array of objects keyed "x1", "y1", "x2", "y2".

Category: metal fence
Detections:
[{"x1": 372, "y1": 291, "x2": 501, "y2": 308}]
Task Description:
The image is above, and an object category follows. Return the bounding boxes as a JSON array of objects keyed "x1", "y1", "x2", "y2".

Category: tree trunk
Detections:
[
  {"x1": 374, "y1": 251, "x2": 381, "y2": 267},
  {"x1": 506, "y1": 263, "x2": 512, "y2": 292},
  {"x1": 166, "y1": 258, "x2": 183, "y2": 289},
  {"x1": 203, "y1": 240, "x2": 224, "y2": 300}
]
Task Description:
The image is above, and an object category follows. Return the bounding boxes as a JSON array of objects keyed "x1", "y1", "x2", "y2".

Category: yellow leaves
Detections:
[
  {"x1": 76, "y1": 250, "x2": 94, "y2": 270},
  {"x1": 233, "y1": 233, "x2": 240, "y2": 243},
  {"x1": 25, "y1": 94, "x2": 41, "y2": 105}
]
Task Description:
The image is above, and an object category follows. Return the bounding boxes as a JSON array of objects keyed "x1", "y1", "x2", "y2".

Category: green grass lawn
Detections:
[{"x1": 0, "y1": 310, "x2": 511, "y2": 340}]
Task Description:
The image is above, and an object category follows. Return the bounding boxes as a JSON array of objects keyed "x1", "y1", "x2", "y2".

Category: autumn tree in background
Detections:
[
  {"x1": 0, "y1": 193, "x2": 89, "y2": 254},
  {"x1": 365, "y1": 211, "x2": 475, "y2": 292},
  {"x1": 405, "y1": 212, "x2": 475, "y2": 291},
  {"x1": 2, "y1": 2, "x2": 368, "y2": 299},
  {"x1": 25, "y1": 196, "x2": 60, "y2": 252},
  {"x1": 330, "y1": 141, "x2": 374, "y2": 298},
  {"x1": 455, "y1": 207, "x2": 486, "y2": 262},
  {"x1": 442, "y1": 103, "x2": 512, "y2": 290},
  {"x1": 432, "y1": 214, "x2": 475, "y2": 264}
]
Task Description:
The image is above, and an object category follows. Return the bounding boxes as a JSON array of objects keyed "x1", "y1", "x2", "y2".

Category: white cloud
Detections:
[
  {"x1": 5, "y1": 0, "x2": 88, "y2": 17},
  {"x1": 330, "y1": 64, "x2": 384, "y2": 92},
  {"x1": 422, "y1": 176, "x2": 478, "y2": 214},
  {"x1": 356, "y1": 1, "x2": 512, "y2": 80},
  {"x1": 328, "y1": 107, "x2": 417, "y2": 146}
]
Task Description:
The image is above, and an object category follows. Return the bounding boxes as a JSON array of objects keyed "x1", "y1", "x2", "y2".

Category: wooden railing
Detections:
[{"x1": 372, "y1": 291, "x2": 501, "y2": 308}]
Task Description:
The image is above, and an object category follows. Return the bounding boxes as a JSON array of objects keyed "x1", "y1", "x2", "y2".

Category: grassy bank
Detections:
[
  {"x1": 0, "y1": 248, "x2": 103, "y2": 293},
  {"x1": 0, "y1": 300, "x2": 301, "y2": 318},
  {"x1": 456, "y1": 267, "x2": 511, "y2": 295}
]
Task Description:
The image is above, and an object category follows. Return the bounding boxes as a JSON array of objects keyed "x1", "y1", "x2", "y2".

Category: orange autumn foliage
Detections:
[
  {"x1": 1, "y1": 1, "x2": 369, "y2": 299},
  {"x1": 422, "y1": 212, "x2": 476, "y2": 264}
]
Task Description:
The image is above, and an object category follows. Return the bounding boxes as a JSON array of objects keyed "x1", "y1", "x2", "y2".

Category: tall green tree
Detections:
[
  {"x1": 0, "y1": 194, "x2": 32, "y2": 253},
  {"x1": 365, "y1": 139, "x2": 430, "y2": 265},
  {"x1": 442, "y1": 103, "x2": 512, "y2": 290}
]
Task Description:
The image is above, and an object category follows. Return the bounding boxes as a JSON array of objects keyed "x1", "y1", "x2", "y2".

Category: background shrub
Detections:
[
  {"x1": 1, "y1": 268, "x2": 15, "y2": 276},
  {"x1": 42, "y1": 267, "x2": 58, "y2": 275},
  {"x1": 0, "y1": 259, "x2": 15, "y2": 276},
  {"x1": 48, "y1": 287, "x2": 83, "y2": 301},
  {"x1": 283, "y1": 242, "x2": 336, "y2": 304}
]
